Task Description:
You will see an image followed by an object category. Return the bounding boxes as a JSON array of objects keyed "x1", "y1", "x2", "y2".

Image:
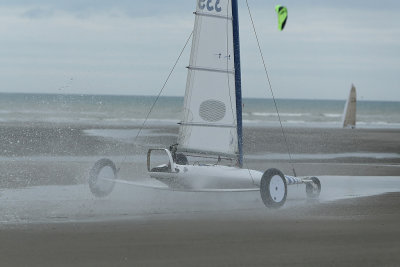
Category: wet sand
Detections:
[
  {"x1": 0, "y1": 124, "x2": 399, "y2": 266},
  {"x1": 1, "y1": 193, "x2": 400, "y2": 267},
  {"x1": 0, "y1": 125, "x2": 399, "y2": 188},
  {"x1": 1, "y1": 124, "x2": 399, "y2": 158}
]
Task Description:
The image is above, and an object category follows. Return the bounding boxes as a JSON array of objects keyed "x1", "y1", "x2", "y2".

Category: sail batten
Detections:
[
  {"x1": 187, "y1": 66, "x2": 234, "y2": 74},
  {"x1": 178, "y1": 0, "x2": 239, "y2": 157},
  {"x1": 195, "y1": 11, "x2": 233, "y2": 20},
  {"x1": 179, "y1": 122, "x2": 236, "y2": 128}
]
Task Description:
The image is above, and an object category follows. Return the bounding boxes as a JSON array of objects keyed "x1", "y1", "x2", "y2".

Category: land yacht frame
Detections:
[{"x1": 88, "y1": 0, "x2": 321, "y2": 208}]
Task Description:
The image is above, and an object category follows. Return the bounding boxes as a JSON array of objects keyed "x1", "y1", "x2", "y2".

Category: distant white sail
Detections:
[
  {"x1": 177, "y1": 0, "x2": 238, "y2": 157},
  {"x1": 342, "y1": 84, "x2": 357, "y2": 128}
]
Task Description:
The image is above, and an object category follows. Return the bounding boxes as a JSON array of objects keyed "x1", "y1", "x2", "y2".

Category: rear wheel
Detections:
[
  {"x1": 260, "y1": 168, "x2": 287, "y2": 208},
  {"x1": 89, "y1": 158, "x2": 117, "y2": 197},
  {"x1": 306, "y1": 177, "x2": 321, "y2": 199}
]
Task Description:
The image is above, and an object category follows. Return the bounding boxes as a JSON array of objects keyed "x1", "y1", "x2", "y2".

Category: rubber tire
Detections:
[
  {"x1": 260, "y1": 168, "x2": 287, "y2": 208},
  {"x1": 175, "y1": 153, "x2": 188, "y2": 165},
  {"x1": 306, "y1": 177, "x2": 321, "y2": 199},
  {"x1": 89, "y1": 158, "x2": 117, "y2": 198}
]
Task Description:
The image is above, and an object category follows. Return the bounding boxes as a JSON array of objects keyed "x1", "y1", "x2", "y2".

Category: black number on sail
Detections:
[
  {"x1": 198, "y1": 0, "x2": 222, "y2": 13},
  {"x1": 198, "y1": 0, "x2": 206, "y2": 10},
  {"x1": 206, "y1": 0, "x2": 214, "y2": 11},
  {"x1": 215, "y1": 0, "x2": 222, "y2": 12}
]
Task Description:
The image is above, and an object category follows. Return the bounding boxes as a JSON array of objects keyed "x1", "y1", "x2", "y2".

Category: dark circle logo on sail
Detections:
[{"x1": 199, "y1": 99, "x2": 226, "y2": 122}]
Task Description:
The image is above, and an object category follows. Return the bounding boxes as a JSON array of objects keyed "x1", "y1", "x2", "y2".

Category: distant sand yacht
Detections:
[{"x1": 342, "y1": 84, "x2": 357, "y2": 128}]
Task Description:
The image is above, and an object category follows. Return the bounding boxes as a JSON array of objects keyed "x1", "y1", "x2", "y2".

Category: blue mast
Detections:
[{"x1": 231, "y1": 0, "x2": 243, "y2": 167}]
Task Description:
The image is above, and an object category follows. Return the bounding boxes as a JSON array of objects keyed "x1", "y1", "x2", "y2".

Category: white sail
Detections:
[
  {"x1": 177, "y1": 0, "x2": 239, "y2": 157},
  {"x1": 342, "y1": 84, "x2": 357, "y2": 128}
]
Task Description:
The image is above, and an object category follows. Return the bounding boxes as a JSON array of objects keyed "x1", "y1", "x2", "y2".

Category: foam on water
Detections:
[
  {"x1": 251, "y1": 112, "x2": 310, "y2": 117},
  {"x1": 83, "y1": 129, "x2": 177, "y2": 143},
  {"x1": 323, "y1": 113, "x2": 342, "y2": 118}
]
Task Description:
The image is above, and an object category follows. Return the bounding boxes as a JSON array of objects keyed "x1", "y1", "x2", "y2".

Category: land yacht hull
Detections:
[{"x1": 150, "y1": 164, "x2": 262, "y2": 190}]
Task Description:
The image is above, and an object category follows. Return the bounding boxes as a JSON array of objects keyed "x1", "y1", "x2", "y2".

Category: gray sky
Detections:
[{"x1": 0, "y1": 0, "x2": 399, "y2": 100}]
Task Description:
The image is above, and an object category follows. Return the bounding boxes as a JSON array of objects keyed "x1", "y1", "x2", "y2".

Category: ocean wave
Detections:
[
  {"x1": 323, "y1": 113, "x2": 342, "y2": 118},
  {"x1": 358, "y1": 121, "x2": 400, "y2": 126},
  {"x1": 372, "y1": 121, "x2": 393, "y2": 125},
  {"x1": 1, "y1": 113, "x2": 399, "y2": 128},
  {"x1": 251, "y1": 112, "x2": 310, "y2": 117},
  {"x1": 284, "y1": 120, "x2": 306, "y2": 124},
  {"x1": 0, "y1": 116, "x2": 180, "y2": 126}
]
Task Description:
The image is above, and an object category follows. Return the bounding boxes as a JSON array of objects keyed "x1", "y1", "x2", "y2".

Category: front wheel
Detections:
[
  {"x1": 89, "y1": 158, "x2": 117, "y2": 198},
  {"x1": 260, "y1": 168, "x2": 287, "y2": 208},
  {"x1": 306, "y1": 177, "x2": 321, "y2": 199}
]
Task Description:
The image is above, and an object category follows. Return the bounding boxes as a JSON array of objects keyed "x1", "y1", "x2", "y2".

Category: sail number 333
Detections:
[{"x1": 198, "y1": 0, "x2": 222, "y2": 12}]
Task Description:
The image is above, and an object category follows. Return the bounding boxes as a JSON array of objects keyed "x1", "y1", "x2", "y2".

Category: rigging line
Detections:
[
  {"x1": 245, "y1": 0, "x2": 297, "y2": 177},
  {"x1": 132, "y1": 31, "x2": 194, "y2": 146},
  {"x1": 244, "y1": 158, "x2": 257, "y2": 186}
]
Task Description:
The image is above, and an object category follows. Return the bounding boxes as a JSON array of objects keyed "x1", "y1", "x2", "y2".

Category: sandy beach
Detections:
[
  {"x1": 0, "y1": 124, "x2": 399, "y2": 266},
  {"x1": 1, "y1": 193, "x2": 400, "y2": 267}
]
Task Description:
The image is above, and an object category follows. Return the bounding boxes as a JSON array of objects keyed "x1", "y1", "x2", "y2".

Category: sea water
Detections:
[{"x1": 0, "y1": 93, "x2": 399, "y2": 128}]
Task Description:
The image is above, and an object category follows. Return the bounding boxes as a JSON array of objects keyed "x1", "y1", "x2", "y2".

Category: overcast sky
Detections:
[{"x1": 0, "y1": 0, "x2": 399, "y2": 100}]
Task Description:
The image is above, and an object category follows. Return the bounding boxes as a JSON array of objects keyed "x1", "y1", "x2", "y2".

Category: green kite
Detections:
[{"x1": 275, "y1": 5, "x2": 288, "y2": 31}]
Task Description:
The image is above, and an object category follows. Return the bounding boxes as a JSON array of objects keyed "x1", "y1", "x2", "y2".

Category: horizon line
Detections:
[{"x1": 0, "y1": 91, "x2": 399, "y2": 103}]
